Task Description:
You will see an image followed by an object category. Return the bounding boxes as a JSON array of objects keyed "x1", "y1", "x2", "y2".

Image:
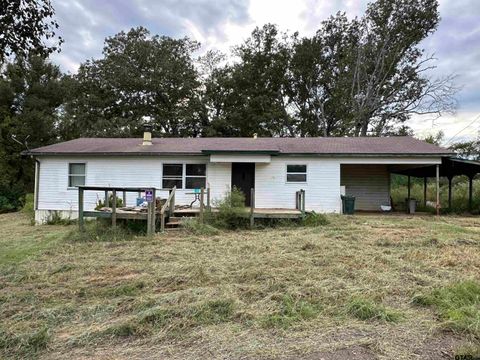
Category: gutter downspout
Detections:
[{"x1": 34, "y1": 159, "x2": 40, "y2": 211}]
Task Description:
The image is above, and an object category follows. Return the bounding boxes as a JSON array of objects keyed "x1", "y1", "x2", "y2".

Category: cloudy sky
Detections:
[{"x1": 50, "y1": 0, "x2": 480, "y2": 143}]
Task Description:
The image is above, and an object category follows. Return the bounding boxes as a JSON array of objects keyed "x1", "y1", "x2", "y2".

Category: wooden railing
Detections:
[
  {"x1": 296, "y1": 189, "x2": 306, "y2": 216},
  {"x1": 160, "y1": 186, "x2": 176, "y2": 232}
]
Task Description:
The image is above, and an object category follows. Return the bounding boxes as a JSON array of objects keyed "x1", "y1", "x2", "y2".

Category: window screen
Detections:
[
  {"x1": 162, "y1": 164, "x2": 183, "y2": 188},
  {"x1": 186, "y1": 164, "x2": 206, "y2": 189},
  {"x1": 286, "y1": 164, "x2": 307, "y2": 182},
  {"x1": 68, "y1": 163, "x2": 86, "y2": 187}
]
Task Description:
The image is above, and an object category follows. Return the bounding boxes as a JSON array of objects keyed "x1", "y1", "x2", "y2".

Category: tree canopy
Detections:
[
  {"x1": 0, "y1": 0, "x2": 62, "y2": 63},
  {"x1": 0, "y1": 0, "x2": 465, "y2": 202}
]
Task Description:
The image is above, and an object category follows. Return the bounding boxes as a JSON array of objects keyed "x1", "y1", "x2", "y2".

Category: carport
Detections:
[{"x1": 390, "y1": 157, "x2": 480, "y2": 214}]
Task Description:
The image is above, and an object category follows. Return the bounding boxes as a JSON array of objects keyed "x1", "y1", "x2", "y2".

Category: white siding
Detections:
[
  {"x1": 36, "y1": 154, "x2": 443, "y2": 221},
  {"x1": 207, "y1": 162, "x2": 231, "y2": 203},
  {"x1": 255, "y1": 157, "x2": 341, "y2": 213},
  {"x1": 37, "y1": 156, "x2": 217, "y2": 212},
  {"x1": 340, "y1": 164, "x2": 390, "y2": 211}
]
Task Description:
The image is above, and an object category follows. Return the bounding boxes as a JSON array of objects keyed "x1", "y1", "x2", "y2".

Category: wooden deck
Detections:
[{"x1": 174, "y1": 207, "x2": 303, "y2": 219}]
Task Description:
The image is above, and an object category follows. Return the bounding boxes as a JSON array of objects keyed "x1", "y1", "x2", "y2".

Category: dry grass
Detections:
[{"x1": 1, "y1": 212, "x2": 479, "y2": 359}]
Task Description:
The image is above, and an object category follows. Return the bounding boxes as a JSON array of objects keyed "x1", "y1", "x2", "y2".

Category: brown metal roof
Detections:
[{"x1": 27, "y1": 136, "x2": 453, "y2": 156}]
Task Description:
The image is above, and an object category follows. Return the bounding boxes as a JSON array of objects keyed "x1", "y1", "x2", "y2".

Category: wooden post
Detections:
[
  {"x1": 147, "y1": 202, "x2": 152, "y2": 236},
  {"x1": 160, "y1": 212, "x2": 165, "y2": 233},
  {"x1": 199, "y1": 188, "x2": 205, "y2": 223},
  {"x1": 207, "y1": 187, "x2": 211, "y2": 210},
  {"x1": 112, "y1": 189, "x2": 117, "y2": 228},
  {"x1": 407, "y1": 175, "x2": 411, "y2": 199},
  {"x1": 122, "y1": 191, "x2": 126, "y2": 207},
  {"x1": 151, "y1": 188, "x2": 156, "y2": 234},
  {"x1": 104, "y1": 190, "x2": 108, "y2": 207},
  {"x1": 301, "y1": 189, "x2": 306, "y2": 216},
  {"x1": 423, "y1": 177, "x2": 427, "y2": 208},
  {"x1": 436, "y1": 165, "x2": 440, "y2": 216},
  {"x1": 468, "y1": 175, "x2": 474, "y2": 213},
  {"x1": 250, "y1": 188, "x2": 255, "y2": 228},
  {"x1": 448, "y1": 176, "x2": 453, "y2": 209},
  {"x1": 78, "y1": 187, "x2": 84, "y2": 231},
  {"x1": 169, "y1": 188, "x2": 175, "y2": 217}
]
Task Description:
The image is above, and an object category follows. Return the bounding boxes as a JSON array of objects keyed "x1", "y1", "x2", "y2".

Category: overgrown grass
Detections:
[
  {"x1": 261, "y1": 295, "x2": 321, "y2": 329},
  {"x1": 2, "y1": 212, "x2": 480, "y2": 359},
  {"x1": 413, "y1": 280, "x2": 480, "y2": 336},
  {"x1": 347, "y1": 297, "x2": 402, "y2": 322},
  {"x1": 0, "y1": 326, "x2": 50, "y2": 358},
  {"x1": 391, "y1": 174, "x2": 480, "y2": 214},
  {"x1": 65, "y1": 220, "x2": 139, "y2": 242}
]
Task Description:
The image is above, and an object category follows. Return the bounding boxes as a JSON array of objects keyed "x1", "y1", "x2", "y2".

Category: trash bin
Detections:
[
  {"x1": 406, "y1": 198, "x2": 417, "y2": 214},
  {"x1": 341, "y1": 195, "x2": 356, "y2": 215}
]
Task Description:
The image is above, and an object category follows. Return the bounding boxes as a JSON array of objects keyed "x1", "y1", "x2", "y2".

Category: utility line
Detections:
[{"x1": 443, "y1": 113, "x2": 480, "y2": 146}]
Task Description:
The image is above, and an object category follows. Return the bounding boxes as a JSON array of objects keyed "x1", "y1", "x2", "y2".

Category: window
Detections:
[
  {"x1": 162, "y1": 164, "x2": 183, "y2": 189},
  {"x1": 186, "y1": 164, "x2": 206, "y2": 189},
  {"x1": 286, "y1": 164, "x2": 307, "y2": 182},
  {"x1": 68, "y1": 163, "x2": 86, "y2": 187}
]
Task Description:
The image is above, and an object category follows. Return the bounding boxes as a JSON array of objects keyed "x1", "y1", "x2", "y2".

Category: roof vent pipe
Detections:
[{"x1": 142, "y1": 120, "x2": 153, "y2": 146}]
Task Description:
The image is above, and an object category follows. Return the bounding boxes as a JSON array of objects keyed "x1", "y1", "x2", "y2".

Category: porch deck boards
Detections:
[{"x1": 174, "y1": 207, "x2": 303, "y2": 219}]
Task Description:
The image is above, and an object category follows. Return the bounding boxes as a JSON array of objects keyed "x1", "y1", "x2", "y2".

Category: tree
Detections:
[
  {"x1": 0, "y1": 0, "x2": 62, "y2": 63},
  {"x1": 66, "y1": 27, "x2": 205, "y2": 137},
  {"x1": 287, "y1": 0, "x2": 457, "y2": 137},
  {"x1": 0, "y1": 55, "x2": 66, "y2": 195},
  {"x1": 205, "y1": 24, "x2": 294, "y2": 137},
  {"x1": 450, "y1": 139, "x2": 480, "y2": 160}
]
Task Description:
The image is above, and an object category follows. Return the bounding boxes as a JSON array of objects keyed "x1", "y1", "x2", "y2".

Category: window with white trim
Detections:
[
  {"x1": 286, "y1": 164, "x2": 307, "y2": 182},
  {"x1": 68, "y1": 163, "x2": 86, "y2": 187},
  {"x1": 185, "y1": 164, "x2": 206, "y2": 189},
  {"x1": 162, "y1": 164, "x2": 183, "y2": 188}
]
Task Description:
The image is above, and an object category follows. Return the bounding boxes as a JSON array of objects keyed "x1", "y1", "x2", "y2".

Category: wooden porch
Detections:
[{"x1": 77, "y1": 186, "x2": 306, "y2": 233}]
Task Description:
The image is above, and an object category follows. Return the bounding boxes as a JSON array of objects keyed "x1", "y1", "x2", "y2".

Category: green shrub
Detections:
[
  {"x1": 45, "y1": 211, "x2": 76, "y2": 225},
  {"x1": 412, "y1": 280, "x2": 480, "y2": 336},
  {"x1": 0, "y1": 184, "x2": 25, "y2": 213},
  {"x1": 347, "y1": 297, "x2": 402, "y2": 322},
  {"x1": 302, "y1": 211, "x2": 329, "y2": 227},
  {"x1": 207, "y1": 187, "x2": 249, "y2": 230},
  {"x1": 95, "y1": 194, "x2": 123, "y2": 210},
  {"x1": 22, "y1": 193, "x2": 35, "y2": 224}
]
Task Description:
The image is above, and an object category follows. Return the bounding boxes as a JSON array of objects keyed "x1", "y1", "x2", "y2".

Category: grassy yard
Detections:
[{"x1": 1, "y1": 212, "x2": 479, "y2": 359}]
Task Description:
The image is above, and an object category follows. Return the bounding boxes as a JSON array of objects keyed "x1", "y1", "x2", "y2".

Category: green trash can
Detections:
[{"x1": 341, "y1": 195, "x2": 356, "y2": 215}]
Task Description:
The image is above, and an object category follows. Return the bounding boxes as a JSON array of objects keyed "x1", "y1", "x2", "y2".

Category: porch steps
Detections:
[{"x1": 165, "y1": 212, "x2": 197, "y2": 230}]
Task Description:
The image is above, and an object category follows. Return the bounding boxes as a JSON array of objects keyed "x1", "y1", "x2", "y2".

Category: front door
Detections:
[{"x1": 231, "y1": 163, "x2": 255, "y2": 206}]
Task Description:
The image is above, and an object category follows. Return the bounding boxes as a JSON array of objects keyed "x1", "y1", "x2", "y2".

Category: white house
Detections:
[{"x1": 27, "y1": 130, "x2": 453, "y2": 224}]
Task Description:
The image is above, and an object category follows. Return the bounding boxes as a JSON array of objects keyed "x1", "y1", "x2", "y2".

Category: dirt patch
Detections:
[
  {"x1": 413, "y1": 333, "x2": 464, "y2": 360},
  {"x1": 285, "y1": 346, "x2": 376, "y2": 360}
]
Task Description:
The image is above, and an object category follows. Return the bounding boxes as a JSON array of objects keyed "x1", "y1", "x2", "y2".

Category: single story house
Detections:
[{"x1": 27, "y1": 129, "x2": 455, "y2": 224}]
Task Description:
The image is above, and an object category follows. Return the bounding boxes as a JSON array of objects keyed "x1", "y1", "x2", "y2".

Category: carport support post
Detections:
[
  {"x1": 423, "y1": 177, "x2": 427, "y2": 207},
  {"x1": 407, "y1": 175, "x2": 411, "y2": 199},
  {"x1": 78, "y1": 187, "x2": 84, "y2": 231},
  {"x1": 250, "y1": 188, "x2": 255, "y2": 228},
  {"x1": 436, "y1": 165, "x2": 440, "y2": 216},
  {"x1": 468, "y1": 175, "x2": 474, "y2": 212},
  {"x1": 448, "y1": 176, "x2": 453, "y2": 209},
  {"x1": 112, "y1": 189, "x2": 117, "y2": 228}
]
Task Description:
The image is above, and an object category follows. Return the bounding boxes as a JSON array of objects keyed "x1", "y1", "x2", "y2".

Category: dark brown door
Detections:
[{"x1": 231, "y1": 163, "x2": 255, "y2": 206}]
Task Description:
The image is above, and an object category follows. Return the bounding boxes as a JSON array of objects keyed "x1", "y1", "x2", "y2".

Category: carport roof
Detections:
[{"x1": 391, "y1": 157, "x2": 480, "y2": 178}]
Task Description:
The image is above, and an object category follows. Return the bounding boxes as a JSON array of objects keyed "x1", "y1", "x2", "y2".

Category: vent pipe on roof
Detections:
[{"x1": 142, "y1": 118, "x2": 153, "y2": 146}]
